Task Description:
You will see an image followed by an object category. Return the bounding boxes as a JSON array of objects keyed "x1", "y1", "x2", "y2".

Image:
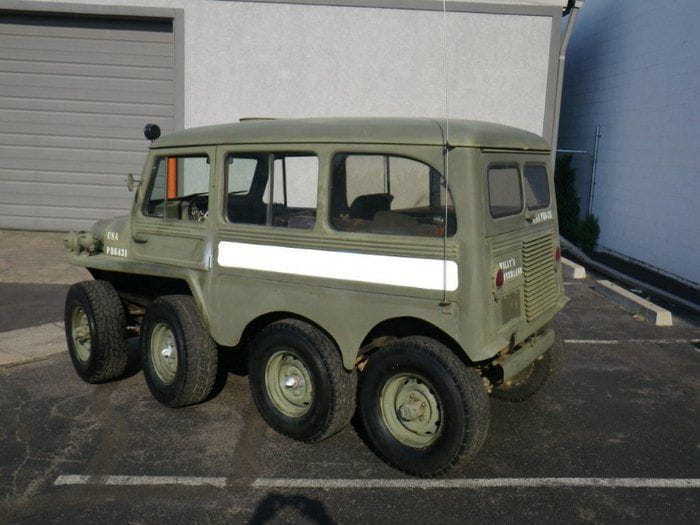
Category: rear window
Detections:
[
  {"x1": 488, "y1": 164, "x2": 522, "y2": 218},
  {"x1": 523, "y1": 164, "x2": 550, "y2": 210}
]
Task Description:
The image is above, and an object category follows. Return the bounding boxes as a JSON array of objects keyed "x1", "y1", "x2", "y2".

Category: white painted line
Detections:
[
  {"x1": 55, "y1": 475, "x2": 90, "y2": 486},
  {"x1": 217, "y1": 241, "x2": 459, "y2": 291},
  {"x1": 54, "y1": 475, "x2": 700, "y2": 490},
  {"x1": 564, "y1": 339, "x2": 700, "y2": 345},
  {"x1": 252, "y1": 478, "x2": 700, "y2": 489},
  {"x1": 55, "y1": 474, "x2": 227, "y2": 488}
]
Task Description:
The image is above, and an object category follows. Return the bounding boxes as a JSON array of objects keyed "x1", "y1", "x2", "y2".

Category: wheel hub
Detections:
[
  {"x1": 265, "y1": 350, "x2": 313, "y2": 417},
  {"x1": 398, "y1": 392, "x2": 428, "y2": 422},
  {"x1": 380, "y1": 375, "x2": 441, "y2": 448}
]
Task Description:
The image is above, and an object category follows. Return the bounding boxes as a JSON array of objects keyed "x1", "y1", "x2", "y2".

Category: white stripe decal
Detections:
[{"x1": 217, "y1": 241, "x2": 459, "y2": 291}]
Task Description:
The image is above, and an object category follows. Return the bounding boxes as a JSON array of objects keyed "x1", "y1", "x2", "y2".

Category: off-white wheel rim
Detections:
[
  {"x1": 150, "y1": 322, "x2": 178, "y2": 384},
  {"x1": 265, "y1": 349, "x2": 314, "y2": 417},
  {"x1": 70, "y1": 306, "x2": 91, "y2": 362},
  {"x1": 380, "y1": 374, "x2": 442, "y2": 448}
]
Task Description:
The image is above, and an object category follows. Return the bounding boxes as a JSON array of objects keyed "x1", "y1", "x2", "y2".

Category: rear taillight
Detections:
[
  {"x1": 555, "y1": 246, "x2": 561, "y2": 262},
  {"x1": 495, "y1": 268, "x2": 504, "y2": 288}
]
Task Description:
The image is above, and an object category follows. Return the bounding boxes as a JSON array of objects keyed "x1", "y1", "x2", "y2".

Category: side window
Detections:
[
  {"x1": 523, "y1": 164, "x2": 550, "y2": 210},
  {"x1": 144, "y1": 155, "x2": 210, "y2": 221},
  {"x1": 488, "y1": 164, "x2": 522, "y2": 218},
  {"x1": 225, "y1": 152, "x2": 318, "y2": 229},
  {"x1": 330, "y1": 154, "x2": 455, "y2": 237}
]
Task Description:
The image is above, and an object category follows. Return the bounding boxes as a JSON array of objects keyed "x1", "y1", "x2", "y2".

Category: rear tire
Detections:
[
  {"x1": 141, "y1": 295, "x2": 218, "y2": 407},
  {"x1": 358, "y1": 336, "x2": 489, "y2": 477},
  {"x1": 64, "y1": 280, "x2": 128, "y2": 383},
  {"x1": 491, "y1": 328, "x2": 564, "y2": 402},
  {"x1": 248, "y1": 319, "x2": 357, "y2": 442}
]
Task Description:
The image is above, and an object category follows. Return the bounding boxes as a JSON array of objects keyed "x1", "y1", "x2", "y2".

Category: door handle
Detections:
[{"x1": 132, "y1": 233, "x2": 148, "y2": 244}]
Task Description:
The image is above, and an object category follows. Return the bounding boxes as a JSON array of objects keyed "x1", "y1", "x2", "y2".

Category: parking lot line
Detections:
[
  {"x1": 54, "y1": 475, "x2": 227, "y2": 488},
  {"x1": 54, "y1": 475, "x2": 700, "y2": 490},
  {"x1": 252, "y1": 478, "x2": 700, "y2": 489},
  {"x1": 564, "y1": 338, "x2": 700, "y2": 345}
]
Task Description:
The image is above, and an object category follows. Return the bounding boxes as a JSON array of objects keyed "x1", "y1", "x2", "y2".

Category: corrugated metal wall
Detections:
[{"x1": 0, "y1": 12, "x2": 175, "y2": 231}]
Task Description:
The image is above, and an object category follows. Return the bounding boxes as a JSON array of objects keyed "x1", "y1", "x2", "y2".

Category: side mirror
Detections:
[{"x1": 126, "y1": 173, "x2": 141, "y2": 192}]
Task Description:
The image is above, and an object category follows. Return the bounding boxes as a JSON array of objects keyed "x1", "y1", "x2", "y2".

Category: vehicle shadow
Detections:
[
  {"x1": 248, "y1": 493, "x2": 334, "y2": 524},
  {"x1": 121, "y1": 336, "x2": 142, "y2": 379},
  {"x1": 206, "y1": 344, "x2": 249, "y2": 401}
]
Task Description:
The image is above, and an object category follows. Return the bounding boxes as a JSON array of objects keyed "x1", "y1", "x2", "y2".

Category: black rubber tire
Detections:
[
  {"x1": 248, "y1": 319, "x2": 357, "y2": 443},
  {"x1": 64, "y1": 280, "x2": 128, "y2": 383},
  {"x1": 491, "y1": 328, "x2": 564, "y2": 402},
  {"x1": 358, "y1": 336, "x2": 490, "y2": 478},
  {"x1": 141, "y1": 295, "x2": 218, "y2": 408}
]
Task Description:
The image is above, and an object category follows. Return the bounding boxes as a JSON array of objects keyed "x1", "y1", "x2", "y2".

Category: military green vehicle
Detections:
[{"x1": 64, "y1": 117, "x2": 566, "y2": 477}]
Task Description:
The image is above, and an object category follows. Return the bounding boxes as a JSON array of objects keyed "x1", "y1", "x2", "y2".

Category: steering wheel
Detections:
[{"x1": 187, "y1": 195, "x2": 209, "y2": 222}]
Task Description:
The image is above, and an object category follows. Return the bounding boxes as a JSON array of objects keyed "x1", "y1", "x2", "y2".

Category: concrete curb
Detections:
[
  {"x1": 561, "y1": 257, "x2": 586, "y2": 279},
  {"x1": 594, "y1": 280, "x2": 673, "y2": 327},
  {"x1": 0, "y1": 322, "x2": 67, "y2": 368},
  {"x1": 560, "y1": 237, "x2": 699, "y2": 315}
]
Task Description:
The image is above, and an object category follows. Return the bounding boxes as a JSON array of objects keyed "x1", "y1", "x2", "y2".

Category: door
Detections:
[{"x1": 131, "y1": 147, "x2": 216, "y2": 271}]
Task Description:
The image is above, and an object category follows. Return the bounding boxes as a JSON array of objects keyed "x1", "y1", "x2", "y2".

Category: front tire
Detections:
[
  {"x1": 64, "y1": 280, "x2": 128, "y2": 383},
  {"x1": 141, "y1": 295, "x2": 218, "y2": 407},
  {"x1": 248, "y1": 319, "x2": 357, "y2": 442},
  {"x1": 491, "y1": 329, "x2": 564, "y2": 402},
  {"x1": 358, "y1": 337, "x2": 489, "y2": 477}
]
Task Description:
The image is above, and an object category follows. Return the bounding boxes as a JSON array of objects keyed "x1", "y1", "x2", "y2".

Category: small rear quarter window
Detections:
[
  {"x1": 523, "y1": 164, "x2": 550, "y2": 210},
  {"x1": 488, "y1": 164, "x2": 522, "y2": 218}
]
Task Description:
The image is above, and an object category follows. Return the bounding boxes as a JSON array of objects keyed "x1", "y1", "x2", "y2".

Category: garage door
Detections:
[{"x1": 0, "y1": 12, "x2": 176, "y2": 231}]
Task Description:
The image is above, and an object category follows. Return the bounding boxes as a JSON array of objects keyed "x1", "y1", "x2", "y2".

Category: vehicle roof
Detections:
[{"x1": 151, "y1": 117, "x2": 550, "y2": 151}]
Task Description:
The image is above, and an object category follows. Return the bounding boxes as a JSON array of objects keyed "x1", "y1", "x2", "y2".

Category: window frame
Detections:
[
  {"x1": 141, "y1": 152, "x2": 212, "y2": 223},
  {"x1": 487, "y1": 162, "x2": 524, "y2": 219},
  {"x1": 329, "y1": 152, "x2": 456, "y2": 238},
  {"x1": 523, "y1": 162, "x2": 551, "y2": 211},
  {"x1": 222, "y1": 150, "x2": 320, "y2": 229}
]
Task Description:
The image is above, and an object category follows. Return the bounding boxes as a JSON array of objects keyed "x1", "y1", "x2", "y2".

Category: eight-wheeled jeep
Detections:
[{"x1": 64, "y1": 117, "x2": 567, "y2": 477}]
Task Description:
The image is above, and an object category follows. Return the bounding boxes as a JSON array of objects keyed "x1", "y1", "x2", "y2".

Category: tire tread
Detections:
[
  {"x1": 359, "y1": 336, "x2": 490, "y2": 477},
  {"x1": 253, "y1": 319, "x2": 357, "y2": 442},
  {"x1": 142, "y1": 295, "x2": 218, "y2": 407},
  {"x1": 65, "y1": 280, "x2": 127, "y2": 383}
]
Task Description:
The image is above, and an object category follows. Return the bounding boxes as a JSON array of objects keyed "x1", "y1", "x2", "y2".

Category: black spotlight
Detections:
[{"x1": 144, "y1": 123, "x2": 161, "y2": 142}]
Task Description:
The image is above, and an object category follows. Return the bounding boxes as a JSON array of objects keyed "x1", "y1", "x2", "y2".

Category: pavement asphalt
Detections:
[{"x1": 1, "y1": 231, "x2": 699, "y2": 523}]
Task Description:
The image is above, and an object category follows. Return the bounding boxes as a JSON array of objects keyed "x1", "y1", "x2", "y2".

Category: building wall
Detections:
[
  {"x1": 4, "y1": 0, "x2": 565, "y2": 231},
  {"x1": 558, "y1": 0, "x2": 700, "y2": 284},
  {"x1": 18, "y1": 0, "x2": 558, "y2": 135}
]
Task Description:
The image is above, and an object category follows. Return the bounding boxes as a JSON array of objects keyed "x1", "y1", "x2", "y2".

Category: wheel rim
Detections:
[
  {"x1": 380, "y1": 374, "x2": 442, "y2": 448},
  {"x1": 150, "y1": 322, "x2": 178, "y2": 384},
  {"x1": 264, "y1": 349, "x2": 313, "y2": 417},
  {"x1": 70, "y1": 306, "x2": 92, "y2": 362}
]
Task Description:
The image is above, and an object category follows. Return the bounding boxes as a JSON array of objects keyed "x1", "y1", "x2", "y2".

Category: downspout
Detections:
[{"x1": 549, "y1": 0, "x2": 581, "y2": 156}]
